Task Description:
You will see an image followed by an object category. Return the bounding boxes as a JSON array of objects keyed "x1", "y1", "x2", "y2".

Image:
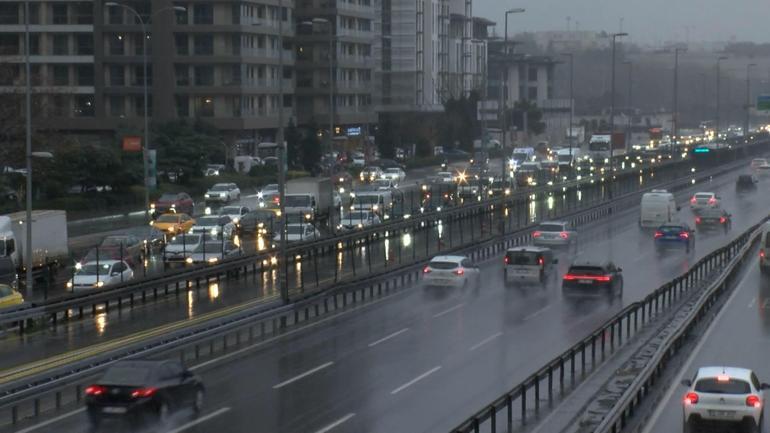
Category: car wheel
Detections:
[{"x1": 192, "y1": 387, "x2": 205, "y2": 415}]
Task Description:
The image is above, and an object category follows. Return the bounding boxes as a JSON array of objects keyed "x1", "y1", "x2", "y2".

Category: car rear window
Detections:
[
  {"x1": 567, "y1": 266, "x2": 605, "y2": 275},
  {"x1": 506, "y1": 252, "x2": 540, "y2": 265},
  {"x1": 100, "y1": 365, "x2": 152, "y2": 386},
  {"x1": 430, "y1": 261, "x2": 459, "y2": 270},
  {"x1": 695, "y1": 193, "x2": 712, "y2": 199},
  {"x1": 159, "y1": 194, "x2": 177, "y2": 201},
  {"x1": 538, "y1": 224, "x2": 564, "y2": 232},
  {"x1": 659, "y1": 226, "x2": 684, "y2": 235},
  {"x1": 695, "y1": 378, "x2": 751, "y2": 394}
]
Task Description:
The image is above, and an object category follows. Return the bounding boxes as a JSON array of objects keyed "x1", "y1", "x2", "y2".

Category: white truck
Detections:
[
  {"x1": 285, "y1": 178, "x2": 334, "y2": 223},
  {"x1": 0, "y1": 210, "x2": 69, "y2": 273}
]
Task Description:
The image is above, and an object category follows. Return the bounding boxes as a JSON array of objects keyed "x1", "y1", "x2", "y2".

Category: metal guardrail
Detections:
[{"x1": 448, "y1": 220, "x2": 764, "y2": 433}]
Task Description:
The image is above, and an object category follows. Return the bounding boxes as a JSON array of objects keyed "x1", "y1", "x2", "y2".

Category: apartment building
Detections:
[{"x1": 0, "y1": 0, "x2": 295, "y2": 144}]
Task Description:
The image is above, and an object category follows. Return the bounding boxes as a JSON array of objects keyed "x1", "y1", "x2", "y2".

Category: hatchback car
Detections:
[
  {"x1": 163, "y1": 234, "x2": 204, "y2": 265},
  {"x1": 654, "y1": 224, "x2": 695, "y2": 254},
  {"x1": 218, "y1": 205, "x2": 250, "y2": 226},
  {"x1": 67, "y1": 260, "x2": 134, "y2": 292},
  {"x1": 423, "y1": 255, "x2": 480, "y2": 288},
  {"x1": 751, "y1": 158, "x2": 768, "y2": 170},
  {"x1": 562, "y1": 261, "x2": 623, "y2": 300},
  {"x1": 690, "y1": 192, "x2": 719, "y2": 213},
  {"x1": 503, "y1": 247, "x2": 557, "y2": 286},
  {"x1": 85, "y1": 360, "x2": 204, "y2": 430},
  {"x1": 532, "y1": 221, "x2": 575, "y2": 246},
  {"x1": 682, "y1": 366, "x2": 769, "y2": 433},
  {"x1": 695, "y1": 208, "x2": 732, "y2": 233},
  {"x1": 0, "y1": 283, "x2": 24, "y2": 310}
]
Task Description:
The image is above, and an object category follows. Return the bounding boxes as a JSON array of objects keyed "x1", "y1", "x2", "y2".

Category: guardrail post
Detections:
[
  {"x1": 521, "y1": 385, "x2": 527, "y2": 424},
  {"x1": 507, "y1": 394, "x2": 513, "y2": 430},
  {"x1": 535, "y1": 376, "x2": 540, "y2": 412},
  {"x1": 11, "y1": 406, "x2": 17, "y2": 425}
]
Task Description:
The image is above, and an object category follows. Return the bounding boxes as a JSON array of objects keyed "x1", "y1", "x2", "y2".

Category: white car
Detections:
[
  {"x1": 163, "y1": 234, "x2": 205, "y2": 264},
  {"x1": 190, "y1": 215, "x2": 236, "y2": 239},
  {"x1": 338, "y1": 211, "x2": 381, "y2": 231},
  {"x1": 276, "y1": 223, "x2": 321, "y2": 242},
  {"x1": 218, "y1": 205, "x2": 250, "y2": 226},
  {"x1": 205, "y1": 183, "x2": 240, "y2": 204},
  {"x1": 351, "y1": 152, "x2": 366, "y2": 167},
  {"x1": 689, "y1": 192, "x2": 719, "y2": 212},
  {"x1": 682, "y1": 366, "x2": 768, "y2": 432},
  {"x1": 532, "y1": 221, "x2": 575, "y2": 246},
  {"x1": 185, "y1": 240, "x2": 241, "y2": 265},
  {"x1": 372, "y1": 178, "x2": 397, "y2": 192},
  {"x1": 503, "y1": 247, "x2": 557, "y2": 286},
  {"x1": 436, "y1": 171, "x2": 455, "y2": 183},
  {"x1": 67, "y1": 260, "x2": 134, "y2": 292},
  {"x1": 423, "y1": 255, "x2": 481, "y2": 288},
  {"x1": 751, "y1": 158, "x2": 768, "y2": 170},
  {"x1": 381, "y1": 167, "x2": 406, "y2": 184},
  {"x1": 757, "y1": 164, "x2": 770, "y2": 178}
]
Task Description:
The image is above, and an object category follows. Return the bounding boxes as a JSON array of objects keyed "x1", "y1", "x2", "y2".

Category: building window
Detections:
[
  {"x1": 52, "y1": 34, "x2": 68, "y2": 55},
  {"x1": 528, "y1": 67, "x2": 537, "y2": 82},
  {"x1": 231, "y1": 34, "x2": 241, "y2": 55},
  {"x1": 110, "y1": 34, "x2": 124, "y2": 55},
  {"x1": 193, "y1": 35, "x2": 213, "y2": 55},
  {"x1": 528, "y1": 86, "x2": 538, "y2": 100},
  {"x1": 231, "y1": 4, "x2": 240, "y2": 24},
  {"x1": 227, "y1": 65, "x2": 241, "y2": 85},
  {"x1": 26, "y1": 33, "x2": 39, "y2": 55},
  {"x1": 52, "y1": 65, "x2": 69, "y2": 86},
  {"x1": 76, "y1": 65, "x2": 94, "y2": 86},
  {"x1": 108, "y1": 7, "x2": 122, "y2": 24},
  {"x1": 134, "y1": 34, "x2": 147, "y2": 56},
  {"x1": 75, "y1": 2, "x2": 93, "y2": 24},
  {"x1": 175, "y1": 5, "x2": 188, "y2": 24},
  {"x1": 133, "y1": 65, "x2": 152, "y2": 86},
  {"x1": 0, "y1": 64, "x2": 19, "y2": 85},
  {"x1": 193, "y1": 4, "x2": 213, "y2": 25},
  {"x1": 109, "y1": 96, "x2": 125, "y2": 117},
  {"x1": 74, "y1": 95, "x2": 94, "y2": 117},
  {"x1": 52, "y1": 4, "x2": 68, "y2": 24},
  {"x1": 175, "y1": 65, "x2": 190, "y2": 86},
  {"x1": 76, "y1": 34, "x2": 93, "y2": 55},
  {"x1": 0, "y1": 3, "x2": 18, "y2": 24},
  {"x1": 176, "y1": 96, "x2": 189, "y2": 117},
  {"x1": 175, "y1": 34, "x2": 188, "y2": 55},
  {"x1": 27, "y1": 3, "x2": 40, "y2": 24},
  {"x1": 51, "y1": 95, "x2": 68, "y2": 116},
  {"x1": 194, "y1": 65, "x2": 214, "y2": 86},
  {"x1": 195, "y1": 97, "x2": 214, "y2": 117},
  {"x1": 109, "y1": 65, "x2": 124, "y2": 86},
  {"x1": 0, "y1": 34, "x2": 18, "y2": 55}
]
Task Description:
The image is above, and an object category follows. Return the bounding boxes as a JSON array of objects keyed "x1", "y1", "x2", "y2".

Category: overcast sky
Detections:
[{"x1": 475, "y1": 0, "x2": 770, "y2": 45}]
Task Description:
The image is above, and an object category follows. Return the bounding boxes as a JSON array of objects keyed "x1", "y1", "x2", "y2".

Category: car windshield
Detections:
[
  {"x1": 100, "y1": 365, "x2": 152, "y2": 386},
  {"x1": 538, "y1": 224, "x2": 564, "y2": 232},
  {"x1": 659, "y1": 226, "x2": 685, "y2": 235},
  {"x1": 355, "y1": 196, "x2": 381, "y2": 205},
  {"x1": 558, "y1": 155, "x2": 572, "y2": 162},
  {"x1": 373, "y1": 180, "x2": 390, "y2": 187},
  {"x1": 505, "y1": 252, "x2": 540, "y2": 265},
  {"x1": 512, "y1": 152, "x2": 529, "y2": 162},
  {"x1": 221, "y1": 207, "x2": 241, "y2": 214},
  {"x1": 77, "y1": 263, "x2": 112, "y2": 275},
  {"x1": 168, "y1": 235, "x2": 200, "y2": 245},
  {"x1": 438, "y1": 172, "x2": 452, "y2": 177},
  {"x1": 695, "y1": 193, "x2": 713, "y2": 199},
  {"x1": 158, "y1": 194, "x2": 178, "y2": 201},
  {"x1": 386, "y1": 168, "x2": 400, "y2": 173},
  {"x1": 195, "y1": 242, "x2": 225, "y2": 253},
  {"x1": 0, "y1": 284, "x2": 13, "y2": 297},
  {"x1": 695, "y1": 378, "x2": 751, "y2": 394},
  {"x1": 157, "y1": 215, "x2": 180, "y2": 223},
  {"x1": 101, "y1": 237, "x2": 130, "y2": 247},
  {"x1": 285, "y1": 196, "x2": 311, "y2": 207},
  {"x1": 568, "y1": 266, "x2": 605, "y2": 276},
  {"x1": 262, "y1": 184, "x2": 278, "y2": 192},
  {"x1": 430, "y1": 261, "x2": 460, "y2": 270},
  {"x1": 196, "y1": 216, "x2": 221, "y2": 226},
  {"x1": 345, "y1": 212, "x2": 372, "y2": 221},
  {"x1": 287, "y1": 226, "x2": 309, "y2": 235},
  {"x1": 210, "y1": 185, "x2": 230, "y2": 191}
]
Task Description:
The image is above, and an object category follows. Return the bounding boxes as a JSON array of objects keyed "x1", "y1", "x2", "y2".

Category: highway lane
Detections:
[
  {"x1": 15, "y1": 164, "x2": 770, "y2": 433},
  {"x1": 640, "y1": 252, "x2": 770, "y2": 433}
]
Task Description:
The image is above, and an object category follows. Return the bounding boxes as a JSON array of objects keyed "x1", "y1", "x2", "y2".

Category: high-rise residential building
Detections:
[{"x1": 0, "y1": 0, "x2": 295, "y2": 145}]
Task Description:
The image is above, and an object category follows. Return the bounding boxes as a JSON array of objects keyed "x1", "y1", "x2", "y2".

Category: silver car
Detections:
[{"x1": 532, "y1": 221, "x2": 575, "y2": 246}]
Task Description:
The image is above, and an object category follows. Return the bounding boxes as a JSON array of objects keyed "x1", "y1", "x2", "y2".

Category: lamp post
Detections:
[
  {"x1": 104, "y1": 3, "x2": 186, "y2": 227},
  {"x1": 561, "y1": 52, "x2": 574, "y2": 161},
  {"x1": 746, "y1": 63, "x2": 757, "y2": 136},
  {"x1": 609, "y1": 32, "x2": 627, "y2": 199},
  {"x1": 302, "y1": 18, "x2": 334, "y2": 154},
  {"x1": 276, "y1": 0, "x2": 287, "y2": 302},
  {"x1": 672, "y1": 46, "x2": 686, "y2": 146},
  {"x1": 502, "y1": 8, "x2": 525, "y2": 179},
  {"x1": 623, "y1": 61, "x2": 632, "y2": 134},
  {"x1": 715, "y1": 56, "x2": 727, "y2": 141}
]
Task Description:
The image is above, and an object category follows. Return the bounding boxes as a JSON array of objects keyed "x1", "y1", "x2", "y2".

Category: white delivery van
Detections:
[{"x1": 639, "y1": 189, "x2": 679, "y2": 228}]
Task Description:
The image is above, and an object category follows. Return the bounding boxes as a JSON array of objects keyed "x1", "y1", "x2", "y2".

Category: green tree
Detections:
[
  {"x1": 152, "y1": 120, "x2": 224, "y2": 182},
  {"x1": 285, "y1": 119, "x2": 302, "y2": 170},
  {"x1": 376, "y1": 115, "x2": 397, "y2": 159},
  {"x1": 300, "y1": 124, "x2": 322, "y2": 172},
  {"x1": 507, "y1": 100, "x2": 546, "y2": 136},
  {"x1": 437, "y1": 91, "x2": 481, "y2": 151}
]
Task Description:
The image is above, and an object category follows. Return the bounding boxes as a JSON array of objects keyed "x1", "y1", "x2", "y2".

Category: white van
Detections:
[
  {"x1": 760, "y1": 222, "x2": 770, "y2": 274},
  {"x1": 640, "y1": 189, "x2": 679, "y2": 228},
  {"x1": 503, "y1": 247, "x2": 557, "y2": 286},
  {"x1": 509, "y1": 147, "x2": 535, "y2": 171}
]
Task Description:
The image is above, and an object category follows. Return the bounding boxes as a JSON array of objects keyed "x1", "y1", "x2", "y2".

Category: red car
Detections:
[{"x1": 151, "y1": 192, "x2": 194, "y2": 218}]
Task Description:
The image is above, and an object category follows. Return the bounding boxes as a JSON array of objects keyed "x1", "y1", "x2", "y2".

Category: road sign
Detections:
[
  {"x1": 477, "y1": 100, "x2": 499, "y2": 121},
  {"x1": 122, "y1": 136, "x2": 142, "y2": 152},
  {"x1": 757, "y1": 95, "x2": 770, "y2": 112}
]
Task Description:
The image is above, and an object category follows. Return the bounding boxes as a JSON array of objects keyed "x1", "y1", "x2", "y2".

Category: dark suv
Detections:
[
  {"x1": 736, "y1": 174, "x2": 758, "y2": 193},
  {"x1": 562, "y1": 260, "x2": 623, "y2": 300}
]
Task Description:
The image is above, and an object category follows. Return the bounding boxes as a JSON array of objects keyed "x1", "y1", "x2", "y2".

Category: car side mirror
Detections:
[
  {"x1": 681, "y1": 379, "x2": 692, "y2": 387},
  {"x1": 762, "y1": 383, "x2": 770, "y2": 390}
]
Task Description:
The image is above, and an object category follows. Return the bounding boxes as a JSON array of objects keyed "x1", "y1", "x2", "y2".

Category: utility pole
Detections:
[
  {"x1": 502, "y1": 8, "x2": 525, "y2": 179},
  {"x1": 625, "y1": 61, "x2": 632, "y2": 134},
  {"x1": 24, "y1": 0, "x2": 32, "y2": 298},
  {"x1": 277, "y1": 0, "x2": 288, "y2": 303},
  {"x1": 715, "y1": 56, "x2": 727, "y2": 141},
  {"x1": 746, "y1": 63, "x2": 757, "y2": 136},
  {"x1": 609, "y1": 32, "x2": 627, "y2": 199},
  {"x1": 561, "y1": 53, "x2": 574, "y2": 161},
  {"x1": 671, "y1": 46, "x2": 686, "y2": 145}
]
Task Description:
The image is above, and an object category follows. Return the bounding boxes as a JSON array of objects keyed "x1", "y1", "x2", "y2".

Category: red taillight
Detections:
[
  {"x1": 273, "y1": 196, "x2": 280, "y2": 204},
  {"x1": 690, "y1": 197, "x2": 697, "y2": 204},
  {"x1": 719, "y1": 217, "x2": 726, "y2": 224},
  {"x1": 131, "y1": 387, "x2": 157, "y2": 398},
  {"x1": 654, "y1": 231, "x2": 664, "y2": 238},
  {"x1": 708, "y1": 197, "x2": 717, "y2": 205},
  {"x1": 532, "y1": 231, "x2": 542, "y2": 238},
  {"x1": 85, "y1": 385, "x2": 106, "y2": 396},
  {"x1": 559, "y1": 232, "x2": 569, "y2": 239},
  {"x1": 454, "y1": 268, "x2": 465, "y2": 276},
  {"x1": 695, "y1": 217, "x2": 702, "y2": 224},
  {"x1": 538, "y1": 257, "x2": 544, "y2": 267},
  {"x1": 504, "y1": 256, "x2": 509, "y2": 264},
  {"x1": 563, "y1": 274, "x2": 611, "y2": 282},
  {"x1": 747, "y1": 395, "x2": 762, "y2": 408},
  {"x1": 761, "y1": 249, "x2": 766, "y2": 258},
  {"x1": 679, "y1": 232, "x2": 689, "y2": 239},
  {"x1": 423, "y1": 266, "x2": 431, "y2": 274},
  {"x1": 684, "y1": 392, "x2": 699, "y2": 405}
]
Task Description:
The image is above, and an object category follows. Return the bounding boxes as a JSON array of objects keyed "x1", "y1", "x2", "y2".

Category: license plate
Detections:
[
  {"x1": 708, "y1": 410, "x2": 735, "y2": 417},
  {"x1": 102, "y1": 407, "x2": 127, "y2": 414},
  {"x1": 515, "y1": 269, "x2": 530, "y2": 274},
  {"x1": 578, "y1": 279, "x2": 593, "y2": 284}
]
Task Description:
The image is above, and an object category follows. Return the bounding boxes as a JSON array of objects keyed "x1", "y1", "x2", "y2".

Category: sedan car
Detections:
[
  {"x1": 150, "y1": 192, "x2": 194, "y2": 218},
  {"x1": 190, "y1": 215, "x2": 236, "y2": 239},
  {"x1": 338, "y1": 211, "x2": 381, "y2": 231},
  {"x1": 163, "y1": 234, "x2": 204, "y2": 265},
  {"x1": 381, "y1": 167, "x2": 406, "y2": 184},
  {"x1": 185, "y1": 240, "x2": 241, "y2": 265},
  {"x1": 151, "y1": 213, "x2": 195, "y2": 236},
  {"x1": 750, "y1": 158, "x2": 768, "y2": 170},
  {"x1": 204, "y1": 183, "x2": 240, "y2": 204},
  {"x1": 562, "y1": 260, "x2": 623, "y2": 300},
  {"x1": 654, "y1": 224, "x2": 695, "y2": 254},
  {"x1": 67, "y1": 260, "x2": 134, "y2": 292},
  {"x1": 218, "y1": 205, "x2": 249, "y2": 226},
  {"x1": 689, "y1": 192, "x2": 719, "y2": 213},
  {"x1": 275, "y1": 223, "x2": 321, "y2": 242},
  {"x1": 360, "y1": 166, "x2": 384, "y2": 183},
  {"x1": 423, "y1": 255, "x2": 480, "y2": 288},
  {"x1": 85, "y1": 360, "x2": 205, "y2": 430},
  {"x1": 695, "y1": 207, "x2": 732, "y2": 233},
  {"x1": 372, "y1": 178, "x2": 397, "y2": 192},
  {"x1": 682, "y1": 366, "x2": 768, "y2": 433},
  {"x1": 757, "y1": 164, "x2": 770, "y2": 179},
  {"x1": 532, "y1": 221, "x2": 575, "y2": 246}
]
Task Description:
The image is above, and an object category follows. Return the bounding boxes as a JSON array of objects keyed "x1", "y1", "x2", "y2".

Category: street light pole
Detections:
[
  {"x1": 502, "y1": 8, "x2": 525, "y2": 180},
  {"x1": 672, "y1": 47, "x2": 686, "y2": 146},
  {"x1": 277, "y1": 0, "x2": 288, "y2": 302},
  {"x1": 561, "y1": 53, "x2": 574, "y2": 161},
  {"x1": 24, "y1": 0, "x2": 33, "y2": 298},
  {"x1": 609, "y1": 32, "x2": 627, "y2": 199},
  {"x1": 624, "y1": 61, "x2": 632, "y2": 134},
  {"x1": 746, "y1": 63, "x2": 757, "y2": 136},
  {"x1": 715, "y1": 56, "x2": 727, "y2": 142}
]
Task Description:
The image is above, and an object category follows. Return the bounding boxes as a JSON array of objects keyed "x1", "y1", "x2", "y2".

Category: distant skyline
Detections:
[{"x1": 476, "y1": 0, "x2": 770, "y2": 45}]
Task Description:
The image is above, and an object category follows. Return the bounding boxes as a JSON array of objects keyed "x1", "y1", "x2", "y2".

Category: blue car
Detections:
[{"x1": 654, "y1": 224, "x2": 695, "y2": 254}]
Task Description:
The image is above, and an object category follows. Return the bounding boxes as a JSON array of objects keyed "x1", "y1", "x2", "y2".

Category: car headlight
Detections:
[
  {"x1": 210, "y1": 228, "x2": 218, "y2": 236},
  {"x1": 168, "y1": 226, "x2": 176, "y2": 233},
  {"x1": 207, "y1": 257, "x2": 219, "y2": 263},
  {"x1": 186, "y1": 257, "x2": 194, "y2": 264},
  {"x1": 150, "y1": 203, "x2": 156, "y2": 210},
  {"x1": 357, "y1": 223, "x2": 363, "y2": 229},
  {"x1": 305, "y1": 213, "x2": 312, "y2": 220},
  {"x1": 204, "y1": 194, "x2": 210, "y2": 198},
  {"x1": 95, "y1": 281, "x2": 104, "y2": 288},
  {"x1": 66, "y1": 281, "x2": 73, "y2": 289},
  {"x1": 257, "y1": 222, "x2": 264, "y2": 228},
  {"x1": 372, "y1": 205, "x2": 379, "y2": 211},
  {"x1": 232, "y1": 217, "x2": 239, "y2": 224}
]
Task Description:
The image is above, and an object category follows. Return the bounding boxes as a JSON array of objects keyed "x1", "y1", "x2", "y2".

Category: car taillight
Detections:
[
  {"x1": 684, "y1": 392, "x2": 699, "y2": 405},
  {"x1": 504, "y1": 256, "x2": 509, "y2": 264},
  {"x1": 747, "y1": 395, "x2": 762, "y2": 408},
  {"x1": 454, "y1": 268, "x2": 465, "y2": 276},
  {"x1": 690, "y1": 197, "x2": 697, "y2": 204},
  {"x1": 423, "y1": 266, "x2": 431, "y2": 274},
  {"x1": 761, "y1": 249, "x2": 766, "y2": 259},
  {"x1": 695, "y1": 217, "x2": 701, "y2": 224},
  {"x1": 85, "y1": 385, "x2": 106, "y2": 396},
  {"x1": 654, "y1": 231, "x2": 664, "y2": 238},
  {"x1": 533, "y1": 231, "x2": 542, "y2": 238},
  {"x1": 719, "y1": 217, "x2": 726, "y2": 224},
  {"x1": 559, "y1": 232, "x2": 569, "y2": 239},
  {"x1": 538, "y1": 257, "x2": 544, "y2": 267},
  {"x1": 708, "y1": 197, "x2": 717, "y2": 205},
  {"x1": 131, "y1": 387, "x2": 157, "y2": 398},
  {"x1": 679, "y1": 232, "x2": 689, "y2": 239},
  {"x1": 563, "y1": 274, "x2": 611, "y2": 282}
]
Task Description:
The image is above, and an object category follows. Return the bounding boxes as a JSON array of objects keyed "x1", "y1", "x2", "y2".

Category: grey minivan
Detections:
[{"x1": 503, "y1": 247, "x2": 558, "y2": 286}]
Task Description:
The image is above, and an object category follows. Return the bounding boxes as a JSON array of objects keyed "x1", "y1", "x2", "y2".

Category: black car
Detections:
[
  {"x1": 239, "y1": 210, "x2": 279, "y2": 236},
  {"x1": 695, "y1": 207, "x2": 732, "y2": 233},
  {"x1": 736, "y1": 174, "x2": 758, "y2": 193},
  {"x1": 85, "y1": 360, "x2": 204, "y2": 430},
  {"x1": 562, "y1": 260, "x2": 623, "y2": 300}
]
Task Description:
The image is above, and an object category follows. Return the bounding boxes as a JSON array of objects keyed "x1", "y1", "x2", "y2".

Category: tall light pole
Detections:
[
  {"x1": 276, "y1": 0, "x2": 287, "y2": 302},
  {"x1": 715, "y1": 56, "x2": 727, "y2": 141},
  {"x1": 105, "y1": 3, "x2": 186, "y2": 227},
  {"x1": 623, "y1": 61, "x2": 632, "y2": 134},
  {"x1": 746, "y1": 63, "x2": 757, "y2": 136},
  {"x1": 609, "y1": 32, "x2": 627, "y2": 199},
  {"x1": 24, "y1": 0, "x2": 32, "y2": 298},
  {"x1": 502, "y1": 8, "x2": 525, "y2": 179},
  {"x1": 671, "y1": 46, "x2": 686, "y2": 145},
  {"x1": 302, "y1": 18, "x2": 334, "y2": 154},
  {"x1": 561, "y1": 52, "x2": 574, "y2": 160}
]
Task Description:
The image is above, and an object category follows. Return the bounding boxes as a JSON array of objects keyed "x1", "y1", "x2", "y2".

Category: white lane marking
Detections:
[
  {"x1": 368, "y1": 328, "x2": 409, "y2": 347},
  {"x1": 432, "y1": 303, "x2": 465, "y2": 318},
  {"x1": 314, "y1": 413, "x2": 356, "y2": 433},
  {"x1": 166, "y1": 407, "x2": 231, "y2": 433},
  {"x1": 391, "y1": 366, "x2": 442, "y2": 395},
  {"x1": 523, "y1": 305, "x2": 553, "y2": 321},
  {"x1": 749, "y1": 297, "x2": 757, "y2": 308},
  {"x1": 273, "y1": 361, "x2": 334, "y2": 389},
  {"x1": 640, "y1": 264, "x2": 753, "y2": 433},
  {"x1": 15, "y1": 408, "x2": 85, "y2": 433},
  {"x1": 469, "y1": 332, "x2": 503, "y2": 351}
]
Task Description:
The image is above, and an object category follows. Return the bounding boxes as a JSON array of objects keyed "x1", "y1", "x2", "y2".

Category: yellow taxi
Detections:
[
  {"x1": 150, "y1": 213, "x2": 196, "y2": 235},
  {"x1": 0, "y1": 284, "x2": 24, "y2": 310}
]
